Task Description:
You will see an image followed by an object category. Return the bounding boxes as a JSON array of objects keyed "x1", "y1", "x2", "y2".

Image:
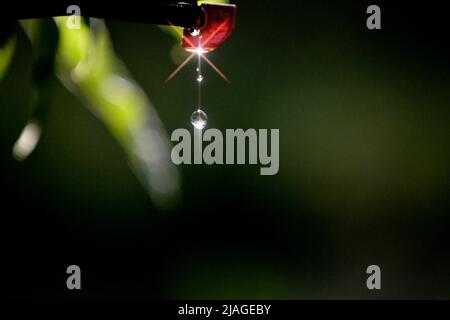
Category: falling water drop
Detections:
[
  {"x1": 191, "y1": 44, "x2": 207, "y2": 129},
  {"x1": 191, "y1": 109, "x2": 208, "y2": 129}
]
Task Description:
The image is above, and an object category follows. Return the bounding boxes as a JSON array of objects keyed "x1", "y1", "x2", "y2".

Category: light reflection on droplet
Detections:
[{"x1": 191, "y1": 109, "x2": 207, "y2": 130}]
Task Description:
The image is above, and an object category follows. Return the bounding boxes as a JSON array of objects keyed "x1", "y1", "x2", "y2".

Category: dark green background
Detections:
[{"x1": 1, "y1": 1, "x2": 449, "y2": 298}]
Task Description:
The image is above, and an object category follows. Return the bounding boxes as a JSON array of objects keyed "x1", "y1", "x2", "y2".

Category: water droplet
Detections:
[
  {"x1": 191, "y1": 109, "x2": 207, "y2": 129},
  {"x1": 190, "y1": 29, "x2": 201, "y2": 37},
  {"x1": 197, "y1": 74, "x2": 204, "y2": 82}
]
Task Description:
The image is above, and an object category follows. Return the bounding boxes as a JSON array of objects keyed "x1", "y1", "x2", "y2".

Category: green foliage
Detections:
[
  {"x1": 13, "y1": 18, "x2": 181, "y2": 209},
  {"x1": 0, "y1": 37, "x2": 15, "y2": 80},
  {"x1": 0, "y1": 22, "x2": 16, "y2": 81}
]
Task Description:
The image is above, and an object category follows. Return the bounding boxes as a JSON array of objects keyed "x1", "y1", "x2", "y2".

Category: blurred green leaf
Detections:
[
  {"x1": 19, "y1": 18, "x2": 181, "y2": 209},
  {"x1": 54, "y1": 18, "x2": 180, "y2": 209},
  {"x1": 13, "y1": 19, "x2": 59, "y2": 161},
  {"x1": 0, "y1": 38, "x2": 15, "y2": 80},
  {"x1": 0, "y1": 21, "x2": 16, "y2": 81}
]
